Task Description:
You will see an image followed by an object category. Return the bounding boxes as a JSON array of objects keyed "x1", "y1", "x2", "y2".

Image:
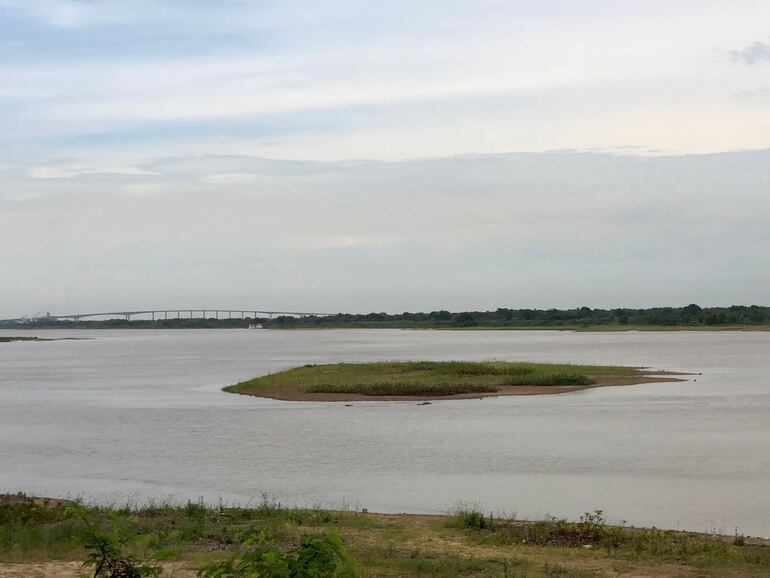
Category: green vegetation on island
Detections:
[
  {"x1": 224, "y1": 361, "x2": 673, "y2": 401},
  {"x1": 1, "y1": 495, "x2": 768, "y2": 577},
  {"x1": 0, "y1": 336, "x2": 86, "y2": 343}
]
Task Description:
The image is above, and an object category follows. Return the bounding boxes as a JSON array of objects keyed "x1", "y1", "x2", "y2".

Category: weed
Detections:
[
  {"x1": 504, "y1": 374, "x2": 595, "y2": 386},
  {"x1": 450, "y1": 503, "x2": 490, "y2": 530},
  {"x1": 307, "y1": 382, "x2": 497, "y2": 396},
  {"x1": 197, "y1": 531, "x2": 354, "y2": 578},
  {"x1": 76, "y1": 509, "x2": 162, "y2": 577}
]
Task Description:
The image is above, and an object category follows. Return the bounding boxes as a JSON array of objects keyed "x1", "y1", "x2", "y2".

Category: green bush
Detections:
[
  {"x1": 451, "y1": 507, "x2": 489, "y2": 530},
  {"x1": 77, "y1": 511, "x2": 162, "y2": 577},
  {"x1": 0, "y1": 503, "x2": 72, "y2": 526},
  {"x1": 197, "y1": 531, "x2": 355, "y2": 578}
]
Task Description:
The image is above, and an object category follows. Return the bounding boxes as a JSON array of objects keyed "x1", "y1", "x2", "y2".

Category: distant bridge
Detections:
[{"x1": 2, "y1": 309, "x2": 337, "y2": 323}]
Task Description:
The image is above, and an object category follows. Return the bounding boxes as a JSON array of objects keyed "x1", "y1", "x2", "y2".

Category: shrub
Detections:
[
  {"x1": 184, "y1": 500, "x2": 208, "y2": 521},
  {"x1": 451, "y1": 505, "x2": 489, "y2": 530},
  {"x1": 0, "y1": 502, "x2": 73, "y2": 526},
  {"x1": 197, "y1": 531, "x2": 355, "y2": 578},
  {"x1": 77, "y1": 512, "x2": 162, "y2": 577}
]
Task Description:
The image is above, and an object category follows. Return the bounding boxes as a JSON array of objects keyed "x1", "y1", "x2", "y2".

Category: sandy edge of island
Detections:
[{"x1": 226, "y1": 372, "x2": 688, "y2": 402}]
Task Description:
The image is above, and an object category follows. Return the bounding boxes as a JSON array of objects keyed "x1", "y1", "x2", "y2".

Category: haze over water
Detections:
[{"x1": 1, "y1": 328, "x2": 769, "y2": 536}]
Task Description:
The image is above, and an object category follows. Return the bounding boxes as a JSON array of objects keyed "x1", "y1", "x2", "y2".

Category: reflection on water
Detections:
[{"x1": 1, "y1": 328, "x2": 769, "y2": 536}]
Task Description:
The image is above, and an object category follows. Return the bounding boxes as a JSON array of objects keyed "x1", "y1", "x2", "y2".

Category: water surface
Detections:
[{"x1": 1, "y1": 329, "x2": 769, "y2": 536}]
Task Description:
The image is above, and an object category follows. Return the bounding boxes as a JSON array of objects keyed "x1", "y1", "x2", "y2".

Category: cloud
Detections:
[
  {"x1": 27, "y1": 165, "x2": 162, "y2": 179},
  {"x1": 735, "y1": 87, "x2": 770, "y2": 104},
  {"x1": 3, "y1": 150, "x2": 770, "y2": 316},
  {"x1": 0, "y1": 0, "x2": 133, "y2": 27},
  {"x1": 729, "y1": 41, "x2": 770, "y2": 65},
  {"x1": 0, "y1": 192, "x2": 43, "y2": 204},
  {"x1": 200, "y1": 173, "x2": 261, "y2": 184},
  {"x1": 120, "y1": 183, "x2": 167, "y2": 197},
  {"x1": 0, "y1": 2, "x2": 768, "y2": 162}
]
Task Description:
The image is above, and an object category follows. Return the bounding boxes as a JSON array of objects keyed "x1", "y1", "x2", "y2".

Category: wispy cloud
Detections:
[
  {"x1": 2, "y1": 1, "x2": 770, "y2": 161},
  {"x1": 3, "y1": 150, "x2": 770, "y2": 315},
  {"x1": 27, "y1": 164, "x2": 162, "y2": 179},
  {"x1": 735, "y1": 87, "x2": 770, "y2": 104},
  {"x1": 0, "y1": 0, "x2": 131, "y2": 28},
  {"x1": 729, "y1": 41, "x2": 770, "y2": 65}
]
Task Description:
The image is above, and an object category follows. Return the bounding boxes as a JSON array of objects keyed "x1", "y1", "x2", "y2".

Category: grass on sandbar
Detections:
[
  {"x1": 224, "y1": 360, "x2": 644, "y2": 399},
  {"x1": 306, "y1": 381, "x2": 499, "y2": 396}
]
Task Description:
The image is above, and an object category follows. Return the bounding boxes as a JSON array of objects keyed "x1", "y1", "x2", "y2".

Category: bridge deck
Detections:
[{"x1": 2, "y1": 309, "x2": 336, "y2": 322}]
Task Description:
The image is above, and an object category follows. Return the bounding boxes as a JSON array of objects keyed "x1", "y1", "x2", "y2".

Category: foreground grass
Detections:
[
  {"x1": 1, "y1": 498, "x2": 768, "y2": 577},
  {"x1": 224, "y1": 361, "x2": 670, "y2": 401}
]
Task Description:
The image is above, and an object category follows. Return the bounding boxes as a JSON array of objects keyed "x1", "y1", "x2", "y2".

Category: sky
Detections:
[{"x1": 1, "y1": 0, "x2": 769, "y2": 316}]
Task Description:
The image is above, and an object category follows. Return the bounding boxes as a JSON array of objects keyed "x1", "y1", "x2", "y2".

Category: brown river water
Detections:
[{"x1": 1, "y1": 328, "x2": 768, "y2": 536}]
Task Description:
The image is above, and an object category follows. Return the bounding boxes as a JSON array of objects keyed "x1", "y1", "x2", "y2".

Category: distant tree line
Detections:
[
  {"x1": 263, "y1": 304, "x2": 770, "y2": 329},
  {"x1": 6, "y1": 304, "x2": 769, "y2": 330}
]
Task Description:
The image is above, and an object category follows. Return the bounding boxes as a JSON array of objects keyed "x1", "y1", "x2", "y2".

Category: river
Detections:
[{"x1": 1, "y1": 328, "x2": 768, "y2": 536}]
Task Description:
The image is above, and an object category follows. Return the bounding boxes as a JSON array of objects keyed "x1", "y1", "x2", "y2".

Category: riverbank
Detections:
[
  {"x1": 1, "y1": 496, "x2": 767, "y2": 577},
  {"x1": 224, "y1": 361, "x2": 684, "y2": 402}
]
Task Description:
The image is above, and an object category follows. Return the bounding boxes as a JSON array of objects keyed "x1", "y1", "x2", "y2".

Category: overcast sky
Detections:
[{"x1": 2, "y1": 1, "x2": 769, "y2": 316}]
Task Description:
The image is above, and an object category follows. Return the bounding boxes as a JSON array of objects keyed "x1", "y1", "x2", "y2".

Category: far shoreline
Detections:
[{"x1": 4, "y1": 323, "x2": 770, "y2": 332}]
